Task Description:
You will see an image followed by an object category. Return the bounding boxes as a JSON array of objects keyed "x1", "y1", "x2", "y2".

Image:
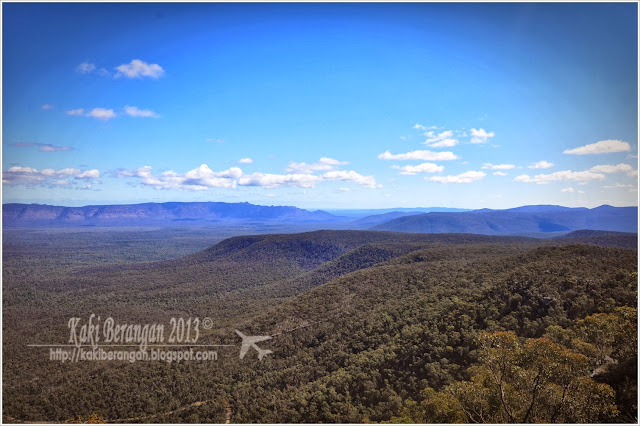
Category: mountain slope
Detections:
[
  {"x1": 3, "y1": 228, "x2": 637, "y2": 423},
  {"x1": 552, "y1": 229, "x2": 638, "y2": 248},
  {"x1": 233, "y1": 243, "x2": 636, "y2": 423},
  {"x1": 503, "y1": 204, "x2": 587, "y2": 213},
  {"x1": 350, "y1": 211, "x2": 424, "y2": 228},
  {"x1": 2, "y1": 201, "x2": 337, "y2": 226},
  {"x1": 371, "y1": 206, "x2": 638, "y2": 235}
]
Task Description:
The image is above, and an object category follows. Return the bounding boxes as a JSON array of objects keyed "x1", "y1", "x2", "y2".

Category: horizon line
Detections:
[{"x1": 2, "y1": 200, "x2": 637, "y2": 211}]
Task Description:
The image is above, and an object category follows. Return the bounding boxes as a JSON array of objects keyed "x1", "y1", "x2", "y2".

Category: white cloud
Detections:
[
  {"x1": 429, "y1": 138, "x2": 458, "y2": 148},
  {"x1": 423, "y1": 130, "x2": 459, "y2": 148},
  {"x1": 115, "y1": 161, "x2": 378, "y2": 191},
  {"x1": 318, "y1": 157, "x2": 348, "y2": 166},
  {"x1": 77, "y1": 62, "x2": 96, "y2": 74},
  {"x1": 66, "y1": 108, "x2": 85, "y2": 116},
  {"x1": 427, "y1": 171, "x2": 486, "y2": 184},
  {"x1": 286, "y1": 157, "x2": 347, "y2": 173},
  {"x1": 430, "y1": 130, "x2": 453, "y2": 140},
  {"x1": 378, "y1": 150, "x2": 458, "y2": 161},
  {"x1": 41, "y1": 145, "x2": 70, "y2": 152},
  {"x1": 86, "y1": 108, "x2": 116, "y2": 120},
  {"x1": 561, "y1": 187, "x2": 575, "y2": 193},
  {"x1": 513, "y1": 170, "x2": 605, "y2": 184},
  {"x1": 124, "y1": 106, "x2": 159, "y2": 118},
  {"x1": 413, "y1": 124, "x2": 439, "y2": 131},
  {"x1": 529, "y1": 160, "x2": 554, "y2": 169},
  {"x1": 589, "y1": 163, "x2": 636, "y2": 176},
  {"x1": 3, "y1": 166, "x2": 100, "y2": 186},
  {"x1": 69, "y1": 107, "x2": 118, "y2": 119},
  {"x1": 493, "y1": 171, "x2": 507, "y2": 176},
  {"x1": 238, "y1": 158, "x2": 253, "y2": 164},
  {"x1": 239, "y1": 173, "x2": 320, "y2": 189},
  {"x1": 482, "y1": 163, "x2": 515, "y2": 170},
  {"x1": 322, "y1": 170, "x2": 380, "y2": 188},
  {"x1": 425, "y1": 130, "x2": 452, "y2": 142},
  {"x1": 41, "y1": 104, "x2": 54, "y2": 110},
  {"x1": 114, "y1": 166, "x2": 153, "y2": 178},
  {"x1": 338, "y1": 187, "x2": 351, "y2": 192},
  {"x1": 563, "y1": 139, "x2": 631, "y2": 155},
  {"x1": 76, "y1": 169, "x2": 100, "y2": 179},
  {"x1": 286, "y1": 162, "x2": 332, "y2": 173},
  {"x1": 115, "y1": 59, "x2": 165, "y2": 79},
  {"x1": 470, "y1": 128, "x2": 495, "y2": 144},
  {"x1": 116, "y1": 164, "x2": 241, "y2": 190},
  {"x1": 14, "y1": 142, "x2": 72, "y2": 152},
  {"x1": 392, "y1": 162, "x2": 444, "y2": 175},
  {"x1": 604, "y1": 183, "x2": 637, "y2": 189},
  {"x1": 184, "y1": 164, "x2": 241, "y2": 180},
  {"x1": 626, "y1": 154, "x2": 638, "y2": 159}
]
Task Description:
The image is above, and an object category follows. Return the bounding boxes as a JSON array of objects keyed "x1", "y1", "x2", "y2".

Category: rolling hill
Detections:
[{"x1": 2, "y1": 228, "x2": 636, "y2": 423}]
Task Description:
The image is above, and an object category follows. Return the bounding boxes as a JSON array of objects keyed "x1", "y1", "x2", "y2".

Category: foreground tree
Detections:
[{"x1": 394, "y1": 331, "x2": 618, "y2": 423}]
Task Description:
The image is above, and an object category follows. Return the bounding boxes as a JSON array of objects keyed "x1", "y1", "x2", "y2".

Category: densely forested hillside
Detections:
[
  {"x1": 2, "y1": 228, "x2": 637, "y2": 423},
  {"x1": 554, "y1": 229, "x2": 638, "y2": 249}
]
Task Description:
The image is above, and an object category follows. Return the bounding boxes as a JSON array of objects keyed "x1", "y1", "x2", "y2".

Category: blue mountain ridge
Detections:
[
  {"x1": 2, "y1": 202, "x2": 637, "y2": 235},
  {"x1": 371, "y1": 205, "x2": 637, "y2": 235}
]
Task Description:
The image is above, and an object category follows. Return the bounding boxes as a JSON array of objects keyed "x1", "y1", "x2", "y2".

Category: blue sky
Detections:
[{"x1": 3, "y1": 2, "x2": 638, "y2": 209}]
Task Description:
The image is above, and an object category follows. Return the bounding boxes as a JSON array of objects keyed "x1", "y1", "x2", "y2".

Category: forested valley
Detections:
[{"x1": 2, "y1": 227, "x2": 637, "y2": 423}]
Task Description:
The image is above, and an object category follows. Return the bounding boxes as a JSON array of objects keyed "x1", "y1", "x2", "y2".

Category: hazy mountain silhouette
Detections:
[
  {"x1": 2, "y1": 201, "x2": 337, "y2": 227},
  {"x1": 371, "y1": 205, "x2": 637, "y2": 235}
]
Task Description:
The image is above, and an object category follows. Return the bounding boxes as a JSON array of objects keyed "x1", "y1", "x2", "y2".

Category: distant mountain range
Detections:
[
  {"x1": 325, "y1": 207, "x2": 470, "y2": 217},
  {"x1": 2, "y1": 202, "x2": 337, "y2": 227},
  {"x1": 350, "y1": 211, "x2": 425, "y2": 228},
  {"x1": 3, "y1": 202, "x2": 637, "y2": 235},
  {"x1": 371, "y1": 205, "x2": 638, "y2": 235}
]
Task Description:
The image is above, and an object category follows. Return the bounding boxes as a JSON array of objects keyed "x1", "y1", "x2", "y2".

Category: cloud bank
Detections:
[{"x1": 563, "y1": 140, "x2": 631, "y2": 155}]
